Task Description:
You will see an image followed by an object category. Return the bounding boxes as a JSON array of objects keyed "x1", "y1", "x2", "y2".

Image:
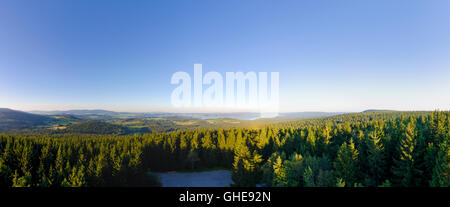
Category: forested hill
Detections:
[
  {"x1": 62, "y1": 121, "x2": 131, "y2": 135},
  {"x1": 0, "y1": 110, "x2": 448, "y2": 187},
  {"x1": 1, "y1": 108, "x2": 341, "y2": 133},
  {"x1": 362, "y1": 109, "x2": 397, "y2": 113},
  {"x1": 269, "y1": 111, "x2": 430, "y2": 129},
  {"x1": 0, "y1": 108, "x2": 56, "y2": 132}
]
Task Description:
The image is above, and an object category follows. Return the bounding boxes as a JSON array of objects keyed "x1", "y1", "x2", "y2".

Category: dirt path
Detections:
[{"x1": 156, "y1": 170, "x2": 233, "y2": 187}]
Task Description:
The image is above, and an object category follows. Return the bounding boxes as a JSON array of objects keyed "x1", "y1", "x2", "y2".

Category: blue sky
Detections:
[{"x1": 1, "y1": 0, "x2": 449, "y2": 112}]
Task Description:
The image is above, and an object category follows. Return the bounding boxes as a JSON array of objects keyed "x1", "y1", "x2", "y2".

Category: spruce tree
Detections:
[
  {"x1": 392, "y1": 120, "x2": 422, "y2": 186},
  {"x1": 334, "y1": 139, "x2": 359, "y2": 186},
  {"x1": 429, "y1": 141, "x2": 449, "y2": 187},
  {"x1": 366, "y1": 130, "x2": 386, "y2": 186}
]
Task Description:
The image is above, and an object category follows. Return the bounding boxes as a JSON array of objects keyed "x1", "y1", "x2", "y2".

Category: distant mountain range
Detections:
[
  {"x1": 29, "y1": 109, "x2": 120, "y2": 115},
  {"x1": 28, "y1": 109, "x2": 345, "y2": 120},
  {"x1": 0, "y1": 108, "x2": 56, "y2": 131},
  {"x1": 362, "y1": 109, "x2": 398, "y2": 113},
  {"x1": 0, "y1": 107, "x2": 401, "y2": 133}
]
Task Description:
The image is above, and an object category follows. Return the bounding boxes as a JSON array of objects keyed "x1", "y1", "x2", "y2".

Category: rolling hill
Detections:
[
  {"x1": 63, "y1": 121, "x2": 131, "y2": 135},
  {"x1": 0, "y1": 108, "x2": 56, "y2": 131}
]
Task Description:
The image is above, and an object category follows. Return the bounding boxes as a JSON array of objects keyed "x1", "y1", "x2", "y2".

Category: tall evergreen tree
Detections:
[
  {"x1": 334, "y1": 139, "x2": 359, "y2": 186},
  {"x1": 429, "y1": 141, "x2": 449, "y2": 187},
  {"x1": 392, "y1": 120, "x2": 422, "y2": 186}
]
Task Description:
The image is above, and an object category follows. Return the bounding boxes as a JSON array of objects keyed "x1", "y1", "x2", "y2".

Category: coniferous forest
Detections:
[{"x1": 0, "y1": 111, "x2": 448, "y2": 187}]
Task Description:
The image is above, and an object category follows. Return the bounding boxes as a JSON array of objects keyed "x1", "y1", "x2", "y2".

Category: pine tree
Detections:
[
  {"x1": 378, "y1": 179, "x2": 391, "y2": 187},
  {"x1": 231, "y1": 145, "x2": 252, "y2": 186},
  {"x1": 335, "y1": 178, "x2": 345, "y2": 187},
  {"x1": 303, "y1": 166, "x2": 315, "y2": 187},
  {"x1": 19, "y1": 143, "x2": 33, "y2": 177},
  {"x1": 334, "y1": 139, "x2": 359, "y2": 186},
  {"x1": 306, "y1": 128, "x2": 316, "y2": 155},
  {"x1": 272, "y1": 156, "x2": 287, "y2": 186},
  {"x1": 366, "y1": 130, "x2": 386, "y2": 186},
  {"x1": 187, "y1": 151, "x2": 200, "y2": 170},
  {"x1": 429, "y1": 141, "x2": 449, "y2": 187},
  {"x1": 392, "y1": 120, "x2": 422, "y2": 186},
  {"x1": 0, "y1": 156, "x2": 12, "y2": 186},
  {"x1": 12, "y1": 170, "x2": 31, "y2": 187}
]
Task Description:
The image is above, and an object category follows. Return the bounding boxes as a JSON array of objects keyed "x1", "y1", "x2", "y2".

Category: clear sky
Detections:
[{"x1": 1, "y1": 0, "x2": 449, "y2": 112}]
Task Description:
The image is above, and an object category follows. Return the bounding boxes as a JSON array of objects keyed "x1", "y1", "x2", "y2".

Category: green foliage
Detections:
[
  {"x1": 430, "y1": 140, "x2": 449, "y2": 187},
  {"x1": 0, "y1": 110, "x2": 448, "y2": 187},
  {"x1": 336, "y1": 178, "x2": 345, "y2": 187},
  {"x1": 0, "y1": 134, "x2": 160, "y2": 187},
  {"x1": 392, "y1": 120, "x2": 423, "y2": 186},
  {"x1": 0, "y1": 108, "x2": 56, "y2": 132},
  {"x1": 12, "y1": 170, "x2": 31, "y2": 187},
  {"x1": 303, "y1": 166, "x2": 314, "y2": 187},
  {"x1": 272, "y1": 156, "x2": 287, "y2": 186},
  {"x1": 378, "y1": 180, "x2": 391, "y2": 187},
  {"x1": 63, "y1": 121, "x2": 130, "y2": 135},
  {"x1": 334, "y1": 139, "x2": 359, "y2": 187}
]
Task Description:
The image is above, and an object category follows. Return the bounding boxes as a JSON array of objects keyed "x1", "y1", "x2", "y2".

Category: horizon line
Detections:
[{"x1": 1, "y1": 107, "x2": 444, "y2": 114}]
